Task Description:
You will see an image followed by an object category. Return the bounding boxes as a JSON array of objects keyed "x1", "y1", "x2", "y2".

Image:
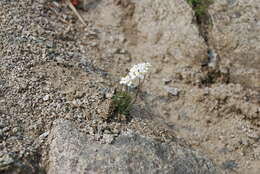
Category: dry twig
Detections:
[{"x1": 65, "y1": 0, "x2": 87, "y2": 26}]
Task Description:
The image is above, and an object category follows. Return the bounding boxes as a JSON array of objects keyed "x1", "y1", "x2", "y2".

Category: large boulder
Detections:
[
  {"x1": 129, "y1": 0, "x2": 207, "y2": 65},
  {"x1": 208, "y1": 0, "x2": 260, "y2": 89},
  {"x1": 47, "y1": 119, "x2": 221, "y2": 174},
  {"x1": 83, "y1": 0, "x2": 207, "y2": 65}
]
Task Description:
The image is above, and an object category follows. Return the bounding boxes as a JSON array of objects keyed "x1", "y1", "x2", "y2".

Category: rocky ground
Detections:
[{"x1": 0, "y1": 0, "x2": 259, "y2": 174}]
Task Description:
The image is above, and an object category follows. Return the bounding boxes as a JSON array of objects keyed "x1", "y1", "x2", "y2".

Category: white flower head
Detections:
[
  {"x1": 120, "y1": 62, "x2": 151, "y2": 87},
  {"x1": 119, "y1": 76, "x2": 133, "y2": 87}
]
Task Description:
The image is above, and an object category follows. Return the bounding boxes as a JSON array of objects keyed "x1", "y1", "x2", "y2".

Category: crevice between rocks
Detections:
[
  {"x1": 187, "y1": 0, "x2": 213, "y2": 43},
  {"x1": 187, "y1": 0, "x2": 230, "y2": 86}
]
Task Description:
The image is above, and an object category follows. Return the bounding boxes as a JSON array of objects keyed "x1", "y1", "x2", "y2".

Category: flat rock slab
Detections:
[{"x1": 47, "y1": 119, "x2": 221, "y2": 174}]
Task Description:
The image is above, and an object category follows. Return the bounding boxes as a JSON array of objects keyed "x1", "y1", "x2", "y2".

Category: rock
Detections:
[
  {"x1": 43, "y1": 95, "x2": 50, "y2": 101},
  {"x1": 47, "y1": 119, "x2": 221, "y2": 174},
  {"x1": 39, "y1": 131, "x2": 49, "y2": 139},
  {"x1": 0, "y1": 151, "x2": 42, "y2": 174},
  {"x1": 130, "y1": 0, "x2": 207, "y2": 64},
  {"x1": 221, "y1": 160, "x2": 237, "y2": 170},
  {"x1": 163, "y1": 86, "x2": 180, "y2": 96},
  {"x1": 208, "y1": 0, "x2": 260, "y2": 89},
  {"x1": 0, "y1": 153, "x2": 14, "y2": 171}
]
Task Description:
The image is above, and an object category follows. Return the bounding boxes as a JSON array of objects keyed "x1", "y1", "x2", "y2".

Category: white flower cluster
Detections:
[{"x1": 120, "y1": 63, "x2": 152, "y2": 87}]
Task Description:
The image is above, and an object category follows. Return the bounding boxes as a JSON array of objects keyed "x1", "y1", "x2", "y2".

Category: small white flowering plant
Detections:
[
  {"x1": 119, "y1": 62, "x2": 151, "y2": 87},
  {"x1": 112, "y1": 63, "x2": 152, "y2": 118}
]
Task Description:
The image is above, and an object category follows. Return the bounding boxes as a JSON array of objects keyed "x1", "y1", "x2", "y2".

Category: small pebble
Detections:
[
  {"x1": 43, "y1": 95, "x2": 49, "y2": 101},
  {"x1": 164, "y1": 86, "x2": 180, "y2": 96},
  {"x1": 39, "y1": 132, "x2": 49, "y2": 139}
]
